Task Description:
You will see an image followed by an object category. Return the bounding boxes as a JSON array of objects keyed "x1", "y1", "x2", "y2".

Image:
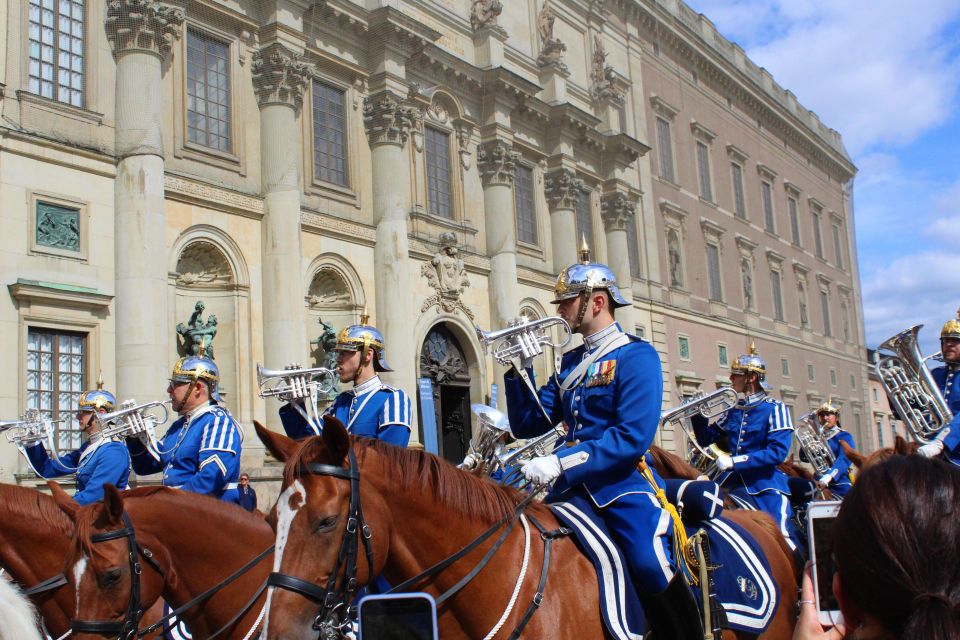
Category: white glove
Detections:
[
  {"x1": 459, "y1": 452, "x2": 481, "y2": 471},
  {"x1": 511, "y1": 316, "x2": 540, "y2": 371},
  {"x1": 521, "y1": 455, "x2": 563, "y2": 485},
  {"x1": 918, "y1": 440, "x2": 944, "y2": 458},
  {"x1": 817, "y1": 473, "x2": 832, "y2": 487},
  {"x1": 715, "y1": 453, "x2": 734, "y2": 472}
]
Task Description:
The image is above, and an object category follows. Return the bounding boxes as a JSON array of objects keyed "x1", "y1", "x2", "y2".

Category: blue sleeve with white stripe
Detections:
[
  {"x1": 180, "y1": 408, "x2": 242, "y2": 496},
  {"x1": 24, "y1": 443, "x2": 81, "y2": 478},
  {"x1": 377, "y1": 389, "x2": 411, "y2": 447},
  {"x1": 733, "y1": 402, "x2": 793, "y2": 471}
]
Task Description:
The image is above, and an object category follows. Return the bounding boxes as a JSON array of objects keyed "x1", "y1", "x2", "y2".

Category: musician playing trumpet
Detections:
[
  {"x1": 803, "y1": 401, "x2": 855, "y2": 497},
  {"x1": 917, "y1": 310, "x2": 960, "y2": 465},
  {"x1": 23, "y1": 380, "x2": 130, "y2": 505}
]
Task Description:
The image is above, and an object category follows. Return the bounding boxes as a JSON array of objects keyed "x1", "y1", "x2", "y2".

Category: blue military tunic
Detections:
[
  {"x1": 931, "y1": 364, "x2": 960, "y2": 466},
  {"x1": 279, "y1": 375, "x2": 412, "y2": 447},
  {"x1": 127, "y1": 402, "x2": 243, "y2": 503},
  {"x1": 504, "y1": 323, "x2": 676, "y2": 592},
  {"x1": 813, "y1": 427, "x2": 855, "y2": 497},
  {"x1": 25, "y1": 438, "x2": 130, "y2": 505}
]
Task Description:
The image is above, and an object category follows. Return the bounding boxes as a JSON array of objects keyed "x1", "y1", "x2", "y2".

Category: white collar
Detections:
[
  {"x1": 184, "y1": 401, "x2": 217, "y2": 426},
  {"x1": 350, "y1": 375, "x2": 382, "y2": 397},
  {"x1": 584, "y1": 323, "x2": 622, "y2": 352},
  {"x1": 738, "y1": 390, "x2": 767, "y2": 407}
]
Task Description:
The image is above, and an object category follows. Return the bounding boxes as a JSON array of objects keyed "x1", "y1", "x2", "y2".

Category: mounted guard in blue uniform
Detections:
[
  {"x1": 279, "y1": 314, "x2": 411, "y2": 447},
  {"x1": 126, "y1": 350, "x2": 243, "y2": 503},
  {"x1": 805, "y1": 400, "x2": 855, "y2": 497},
  {"x1": 23, "y1": 381, "x2": 130, "y2": 505},
  {"x1": 919, "y1": 309, "x2": 960, "y2": 465},
  {"x1": 502, "y1": 247, "x2": 704, "y2": 640},
  {"x1": 691, "y1": 344, "x2": 802, "y2": 552}
]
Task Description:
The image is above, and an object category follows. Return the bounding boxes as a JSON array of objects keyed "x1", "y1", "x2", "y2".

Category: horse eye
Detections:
[
  {"x1": 103, "y1": 568, "x2": 122, "y2": 586},
  {"x1": 315, "y1": 515, "x2": 338, "y2": 532}
]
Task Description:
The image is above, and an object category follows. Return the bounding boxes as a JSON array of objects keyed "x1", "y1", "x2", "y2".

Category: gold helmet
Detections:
[
  {"x1": 816, "y1": 399, "x2": 839, "y2": 417},
  {"x1": 730, "y1": 341, "x2": 766, "y2": 377},
  {"x1": 78, "y1": 373, "x2": 116, "y2": 412},
  {"x1": 941, "y1": 307, "x2": 960, "y2": 340}
]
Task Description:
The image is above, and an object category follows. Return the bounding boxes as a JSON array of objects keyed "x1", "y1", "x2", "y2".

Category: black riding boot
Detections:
[{"x1": 642, "y1": 574, "x2": 704, "y2": 640}]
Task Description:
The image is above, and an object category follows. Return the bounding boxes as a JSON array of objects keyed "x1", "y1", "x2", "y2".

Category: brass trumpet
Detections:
[
  {"x1": 257, "y1": 363, "x2": 337, "y2": 433},
  {"x1": 2, "y1": 409, "x2": 75, "y2": 470},
  {"x1": 476, "y1": 316, "x2": 572, "y2": 368},
  {"x1": 93, "y1": 399, "x2": 170, "y2": 460}
]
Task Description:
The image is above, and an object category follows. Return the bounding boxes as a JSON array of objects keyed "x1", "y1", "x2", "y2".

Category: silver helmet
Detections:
[
  {"x1": 335, "y1": 312, "x2": 393, "y2": 373},
  {"x1": 551, "y1": 241, "x2": 629, "y2": 308}
]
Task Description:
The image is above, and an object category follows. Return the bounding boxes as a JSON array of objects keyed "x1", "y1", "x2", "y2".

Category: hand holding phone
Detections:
[
  {"x1": 794, "y1": 565, "x2": 846, "y2": 640},
  {"x1": 806, "y1": 501, "x2": 844, "y2": 627}
]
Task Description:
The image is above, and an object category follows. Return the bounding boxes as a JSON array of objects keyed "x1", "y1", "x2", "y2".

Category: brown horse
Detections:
[
  {"x1": 0, "y1": 483, "x2": 165, "y2": 638},
  {"x1": 51, "y1": 483, "x2": 274, "y2": 639},
  {"x1": 842, "y1": 434, "x2": 918, "y2": 470},
  {"x1": 256, "y1": 418, "x2": 797, "y2": 639}
]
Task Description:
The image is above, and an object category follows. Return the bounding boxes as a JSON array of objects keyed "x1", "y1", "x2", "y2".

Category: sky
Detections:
[{"x1": 684, "y1": 0, "x2": 960, "y2": 355}]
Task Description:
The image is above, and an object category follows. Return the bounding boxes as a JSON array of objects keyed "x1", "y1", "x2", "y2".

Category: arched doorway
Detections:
[{"x1": 419, "y1": 324, "x2": 471, "y2": 464}]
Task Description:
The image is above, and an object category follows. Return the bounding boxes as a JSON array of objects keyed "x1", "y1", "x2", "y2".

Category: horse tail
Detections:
[{"x1": 0, "y1": 575, "x2": 43, "y2": 640}]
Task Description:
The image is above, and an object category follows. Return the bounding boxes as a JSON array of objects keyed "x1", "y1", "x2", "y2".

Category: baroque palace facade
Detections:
[{"x1": 0, "y1": 0, "x2": 866, "y2": 483}]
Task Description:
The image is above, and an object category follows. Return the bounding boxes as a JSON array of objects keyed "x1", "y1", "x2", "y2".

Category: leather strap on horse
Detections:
[
  {"x1": 22, "y1": 572, "x2": 68, "y2": 597},
  {"x1": 637, "y1": 458, "x2": 701, "y2": 585},
  {"x1": 506, "y1": 515, "x2": 570, "y2": 640}
]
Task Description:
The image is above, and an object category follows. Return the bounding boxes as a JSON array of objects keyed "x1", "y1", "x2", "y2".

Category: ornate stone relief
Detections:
[
  {"x1": 421, "y1": 232, "x2": 474, "y2": 320},
  {"x1": 600, "y1": 191, "x2": 636, "y2": 231},
  {"x1": 175, "y1": 241, "x2": 234, "y2": 286},
  {"x1": 306, "y1": 267, "x2": 352, "y2": 308},
  {"x1": 536, "y1": 0, "x2": 568, "y2": 73},
  {"x1": 251, "y1": 43, "x2": 313, "y2": 111},
  {"x1": 590, "y1": 35, "x2": 624, "y2": 103},
  {"x1": 176, "y1": 301, "x2": 218, "y2": 358},
  {"x1": 470, "y1": 0, "x2": 505, "y2": 34},
  {"x1": 544, "y1": 168, "x2": 583, "y2": 211},
  {"x1": 105, "y1": 0, "x2": 185, "y2": 58},
  {"x1": 363, "y1": 91, "x2": 422, "y2": 147},
  {"x1": 420, "y1": 326, "x2": 469, "y2": 385},
  {"x1": 740, "y1": 256, "x2": 754, "y2": 311},
  {"x1": 456, "y1": 123, "x2": 473, "y2": 170},
  {"x1": 476, "y1": 140, "x2": 519, "y2": 187}
]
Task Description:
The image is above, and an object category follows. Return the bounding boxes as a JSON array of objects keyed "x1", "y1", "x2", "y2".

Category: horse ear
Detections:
[
  {"x1": 841, "y1": 440, "x2": 865, "y2": 469},
  {"x1": 894, "y1": 435, "x2": 911, "y2": 455},
  {"x1": 254, "y1": 420, "x2": 298, "y2": 463},
  {"x1": 102, "y1": 484, "x2": 125, "y2": 522},
  {"x1": 321, "y1": 415, "x2": 351, "y2": 463},
  {"x1": 48, "y1": 480, "x2": 79, "y2": 518}
]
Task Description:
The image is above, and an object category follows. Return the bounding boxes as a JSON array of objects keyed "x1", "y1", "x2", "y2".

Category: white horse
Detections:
[{"x1": 0, "y1": 573, "x2": 43, "y2": 640}]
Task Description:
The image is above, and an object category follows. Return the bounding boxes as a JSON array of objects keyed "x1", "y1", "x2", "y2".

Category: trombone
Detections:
[{"x1": 257, "y1": 364, "x2": 337, "y2": 434}]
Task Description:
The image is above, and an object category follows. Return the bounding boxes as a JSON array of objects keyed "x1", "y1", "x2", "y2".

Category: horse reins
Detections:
[{"x1": 267, "y1": 447, "x2": 565, "y2": 639}]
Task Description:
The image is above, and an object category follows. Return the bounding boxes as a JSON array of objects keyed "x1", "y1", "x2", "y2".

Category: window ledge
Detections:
[
  {"x1": 17, "y1": 91, "x2": 104, "y2": 125},
  {"x1": 516, "y1": 240, "x2": 545, "y2": 261},
  {"x1": 409, "y1": 207, "x2": 479, "y2": 237},
  {"x1": 9, "y1": 279, "x2": 112, "y2": 311},
  {"x1": 699, "y1": 197, "x2": 718, "y2": 208},
  {"x1": 655, "y1": 175, "x2": 681, "y2": 190},
  {"x1": 179, "y1": 141, "x2": 243, "y2": 173},
  {"x1": 307, "y1": 180, "x2": 359, "y2": 207}
]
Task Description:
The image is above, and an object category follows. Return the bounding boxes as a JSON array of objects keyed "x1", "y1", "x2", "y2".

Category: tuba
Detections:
[
  {"x1": 257, "y1": 364, "x2": 337, "y2": 432},
  {"x1": 874, "y1": 325, "x2": 952, "y2": 444},
  {"x1": 795, "y1": 412, "x2": 836, "y2": 478},
  {"x1": 93, "y1": 399, "x2": 170, "y2": 460},
  {"x1": 660, "y1": 387, "x2": 739, "y2": 478}
]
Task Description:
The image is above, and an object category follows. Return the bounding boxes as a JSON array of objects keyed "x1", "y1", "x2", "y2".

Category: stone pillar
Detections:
[
  {"x1": 252, "y1": 43, "x2": 312, "y2": 369},
  {"x1": 601, "y1": 191, "x2": 637, "y2": 330},
  {"x1": 545, "y1": 167, "x2": 583, "y2": 273},
  {"x1": 363, "y1": 90, "x2": 420, "y2": 400},
  {"x1": 477, "y1": 139, "x2": 521, "y2": 330},
  {"x1": 106, "y1": 0, "x2": 183, "y2": 403}
]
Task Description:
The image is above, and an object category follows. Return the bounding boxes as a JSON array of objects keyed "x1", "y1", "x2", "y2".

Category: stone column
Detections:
[
  {"x1": 601, "y1": 191, "x2": 637, "y2": 330},
  {"x1": 545, "y1": 167, "x2": 583, "y2": 273},
  {"x1": 252, "y1": 43, "x2": 312, "y2": 369},
  {"x1": 477, "y1": 139, "x2": 521, "y2": 330},
  {"x1": 363, "y1": 90, "x2": 419, "y2": 398},
  {"x1": 106, "y1": 0, "x2": 183, "y2": 403}
]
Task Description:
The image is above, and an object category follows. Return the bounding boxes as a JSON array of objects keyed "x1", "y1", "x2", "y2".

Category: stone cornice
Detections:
[
  {"x1": 725, "y1": 143, "x2": 749, "y2": 162},
  {"x1": 658, "y1": 198, "x2": 687, "y2": 225},
  {"x1": 9, "y1": 280, "x2": 113, "y2": 311},
  {"x1": 366, "y1": 6, "x2": 442, "y2": 58},
  {"x1": 105, "y1": 0, "x2": 185, "y2": 59},
  {"x1": 601, "y1": 132, "x2": 649, "y2": 170},
  {"x1": 689, "y1": 119, "x2": 717, "y2": 142},
  {"x1": 699, "y1": 217, "x2": 725, "y2": 238},
  {"x1": 649, "y1": 94, "x2": 679, "y2": 119},
  {"x1": 251, "y1": 43, "x2": 314, "y2": 110},
  {"x1": 734, "y1": 233, "x2": 758, "y2": 252},
  {"x1": 783, "y1": 180, "x2": 802, "y2": 196},
  {"x1": 756, "y1": 162, "x2": 778, "y2": 181},
  {"x1": 765, "y1": 248, "x2": 786, "y2": 265},
  {"x1": 482, "y1": 67, "x2": 542, "y2": 106}
]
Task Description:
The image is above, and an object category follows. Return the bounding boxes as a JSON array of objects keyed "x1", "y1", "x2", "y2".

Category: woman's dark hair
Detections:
[{"x1": 833, "y1": 455, "x2": 960, "y2": 639}]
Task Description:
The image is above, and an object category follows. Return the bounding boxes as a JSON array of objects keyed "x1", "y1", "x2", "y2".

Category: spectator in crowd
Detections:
[{"x1": 237, "y1": 473, "x2": 257, "y2": 512}]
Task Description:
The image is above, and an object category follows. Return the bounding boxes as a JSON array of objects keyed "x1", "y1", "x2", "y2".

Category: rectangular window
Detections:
[
  {"x1": 425, "y1": 126, "x2": 453, "y2": 219},
  {"x1": 832, "y1": 223, "x2": 844, "y2": 269},
  {"x1": 35, "y1": 201, "x2": 81, "y2": 252},
  {"x1": 771, "y1": 269, "x2": 784, "y2": 321},
  {"x1": 696, "y1": 141, "x2": 712, "y2": 201},
  {"x1": 813, "y1": 210, "x2": 824, "y2": 258},
  {"x1": 830, "y1": 368, "x2": 838, "y2": 386},
  {"x1": 731, "y1": 163, "x2": 746, "y2": 219},
  {"x1": 626, "y1": 216, "x2": 641, "y2": 279},
  {"x1": 656, "y1": 117, "x2": 675, "y2": 182},
  {"x1": 576, "y1": 190, "x2": 594, "y2": 252},
  {"x1": 873, "y1": 388, "x2": 879, "y2": 402},
  {"x1": 718, "y1": 344, "x2": 729, "y2": 367},
  {"x1": 788, "y1": 197, "x2": 800, "y2": 245},
  {"x1": 27, "y1": 329, "x2": 85, "y2": 450},
  {"x1": 186, "y1": 29, "x2": 231, "y2": 152},
  {"x1": 876, "y1": 419, "x2": 885, "y2": 448},
  {"x1": 678, "y1": 336, "x2": 691, "y2": 361},
  {"x1": 781, "y1": 357, "x2": 790, "y2": 377},
  {"x1": 312, "y1": 81, "x2": 348, "y2": 187},
  {"x1": 821, "y1": 290, "x2": 832, "y2": 336},
  {"x1": 807, "y1": 363, "x2": 815, "y2": 382},
  {"x1": 635, "y1": 325, "x2": 646, "y2": 339},
  {"x1": 761, "y1": 181, "x2": 775, "y2": 232},
  {"x1": 514, "y1": 164, "x2": 537, "y2": 245},
  {"x1": 852, "y1": 374, "x2": 857, "y2": 390},
  {"x1": 706, "y1": 243, "x2": 722, "y2": 301},
  {"x1": 28, "y1": 0, "x2": 84, "y2": 107}
]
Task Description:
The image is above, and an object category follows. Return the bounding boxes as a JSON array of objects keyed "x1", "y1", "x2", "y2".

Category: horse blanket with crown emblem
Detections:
[{"x1": 551, "y1": 492, "x2": 779, "y2": 639}]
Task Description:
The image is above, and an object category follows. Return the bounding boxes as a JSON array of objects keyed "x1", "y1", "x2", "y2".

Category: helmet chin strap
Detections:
[
  {"x1": 354, "y1": 337, "x2": 373, "y2": 385},
  {"x1": 572, "y1": 287, "x2": 593, "y2": 332}
]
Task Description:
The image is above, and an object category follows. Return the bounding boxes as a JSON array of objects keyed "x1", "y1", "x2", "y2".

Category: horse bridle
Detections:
[
  {"x1": 70, "y1": 511, "x2": 162, "y2": 640},
  {"x1": 267, "y1": 448, "x2": 376, "y2": 639}
]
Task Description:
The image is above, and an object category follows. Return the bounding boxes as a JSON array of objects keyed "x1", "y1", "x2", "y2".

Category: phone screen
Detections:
[
  {"x1": 359, "y1": 595, "x2": 438, "y2": 640},
  {"x1": 810, "y1": 512, "x2": 841, "y2": 619}
]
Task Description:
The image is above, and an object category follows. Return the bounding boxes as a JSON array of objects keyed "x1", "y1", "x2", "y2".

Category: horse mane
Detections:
[
  {"x1": 647, "y1": 445, "x2": 700, "y2": 480},
  {"x1": 285, "y1": 436, "x2": 547, "y2": 524},
  {"x1": 0, "y1": 484, "x2": 72, "y2": 537}
]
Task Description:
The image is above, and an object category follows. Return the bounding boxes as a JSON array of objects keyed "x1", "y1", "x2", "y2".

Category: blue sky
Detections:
[{"x1": 684, "y1": 0, "x2": 960, "y2": 354}]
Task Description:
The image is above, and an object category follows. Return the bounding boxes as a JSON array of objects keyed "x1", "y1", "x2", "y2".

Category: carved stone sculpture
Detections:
[
  {"x1": 105, "y1": 0, "x2": 185, "y2": 58},
  {"x1": 545, "y1": 168, "x2": 583, "y2": 211},
  {"x1": 251, "y1": 43, "x2": 313, "y2": 111},
  {"x1": 741, "y1": 258, "x2": 754, "y2": 311},
  {"x1": 600, "y1": 191, "x2": 636, "y2": 232},
  {"x1": 470, "y1": 0, "x2": 503, "y2": 31},
  {"x1": 476, "y1": 140, "x2": 519, "y2": 187},
  {"x1": 667, "y1": 230, "x2": 683, "y2": 288},
  {"x1": 310, "y1": 318, "x2": 340, "y2": 399},
  {"x1": 590, "y1": 35, "x2": 624, "y2": 102},
  {"x1": 176, "y1": 301, "x2": 219, "y2": 359},
  {"x1": 536, "y1": 0, "x2": 568, "y2": 73},
  {"x1": 363, "y1": 91, "x2": 422, "y2": 147},
  {"x1": 421, "y1": 232, "x2": 474, "y2": 319}
]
